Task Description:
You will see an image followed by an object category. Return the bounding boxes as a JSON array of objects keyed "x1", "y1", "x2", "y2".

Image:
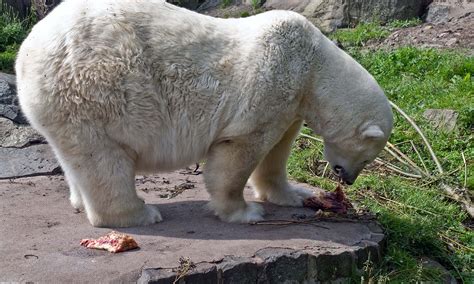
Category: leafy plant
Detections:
[
  {"x1": 387, "y1": 18, "x2": 422, "y2": 29},
  {"x1": 331, "y1": 22, "x2": 390, "y2": 47},
  {"x1": 221, "y1": 0, "x2": 232, "y2": 8},
  {"x1": 240, "y1": 11, "x2": 250, "y2": 18},
  {"x1": 0, "y1": 1, "x2": 35, "y2": 72},
  {"x1": 250, "y1": 0, "x2": 261, "y2": 10}
]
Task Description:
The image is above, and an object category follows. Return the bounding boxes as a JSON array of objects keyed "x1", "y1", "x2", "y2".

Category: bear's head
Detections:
[
  {"x1": 323, "y1": 124, "x2": 389, "y2": 185},
  {"x1": 303, "y1": 32, "x2": 393, "y2": 185}
]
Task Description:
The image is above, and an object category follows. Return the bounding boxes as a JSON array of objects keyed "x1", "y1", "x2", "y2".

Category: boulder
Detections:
[
  {"x1": 0, "y1": 117, "x2": 45, "y2": 148},
  {"x1": 0, "y1": 72, "x2": 28, "y2": 125},
  {"x1": 420, "y1": 257, "x2": 457, "y2": 284},
  {"x1": 425, "y1": 0, "x2": 474, "y2": 24},
  {"x1": 423, "y1": 109, "x2": 458, "y2": 132},
  {"x1": 264, "y1": 0, "x2": 432, "y2": 32},
  {"x1": 167, "y1": 0, "x2": 207, "y2": 10},
  {"x1": 0, "y1": 144, "x2": 60, "y2": 179}
]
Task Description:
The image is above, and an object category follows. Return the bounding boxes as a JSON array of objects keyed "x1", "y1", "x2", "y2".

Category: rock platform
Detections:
[{"x1": 0, "y1": 170, "x2": 385, "y2": 283}]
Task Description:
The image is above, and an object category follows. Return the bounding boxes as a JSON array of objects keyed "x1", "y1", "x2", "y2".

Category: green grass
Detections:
[
  {"x1": 0, "y1": 3, "x2": 34, "y2": 73},
  {"x1": 331, "y1": 18, "x2": 422, "y2": 48},
  {"x1": 221, "y1": 0, "x2": 233, "y2": 9},
  {"x1": 387, "y1": 18, "x2": 422, "y2": 29},
  {"x1": 332, "y1": 22, "x2": 390, "y2": 47},
  {"x1": 250, "y1": 0, "x2": 262, "y2": 10},
  {"x1": 289, "y1": 22, "x2": 473, "y2": 282}
]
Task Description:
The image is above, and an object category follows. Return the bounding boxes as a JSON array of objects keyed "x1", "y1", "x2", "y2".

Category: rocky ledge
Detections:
[{"x1": 0, "y1": 172, "x2": 384, "y2": 283}]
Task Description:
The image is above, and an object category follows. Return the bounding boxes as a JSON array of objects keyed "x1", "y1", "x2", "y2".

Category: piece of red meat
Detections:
[{"x1": 303, "y1": 184, "x2": 353, "y2": 214}]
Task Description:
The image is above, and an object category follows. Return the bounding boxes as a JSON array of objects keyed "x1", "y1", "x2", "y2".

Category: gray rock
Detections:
[
  {"x1": 423, "y1": 109, "x2": 458, "y2": 132},
  {"x1": 258, "y1": 248, "x2": 308, "y2": 283},
  {"x1": 138, "y1": 242, "x2": 386, "y2": 283},
  {"x1": 139, "y1": 263, "x2": 217, "y2": 284},
  {"x1": 264, "y1": 0, "x2": 431, "y2": 33},
  {"x1": 196, "y1": 0, "x2": 222, "y2": 12},
  {"x1": 0, "y1": 72, "x2": 28, "y2": 125},
  {"x1": 446, "y1": 37, "x2": 458, "y2": 46},
  {"x1": 0, "y1": 117, "x2": 45, "y2": 148},
  {"x1": 420, "y1": 257, "x2": 457, "y2": 284},
  {"x1": 217, "y1": 256, "x2": 259, "y2": 284},
  {"x1": 167, "y1": 0, "x2": 206, "y2": 10},
  {"x1": 0, "y1": 144, "x2": 60, "y2": 179},
  {"x1": 138, "y1": 269, "x2": 176, "y2": 284},
  {"x1": 425, "y1": 4, "x2": 451, "y2": 23},
  {"x1": 425, "y1": 0, "x2": 474, "y2": 24}
]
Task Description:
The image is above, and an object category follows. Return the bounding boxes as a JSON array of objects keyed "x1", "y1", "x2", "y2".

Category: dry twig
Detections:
[
  {"x1": 410, "y1": 140, "x2": 429, "y2": 175},
  {"x1": 439, "y1": 232, "x2": 474, "y2": 253},
  {"x1": 389, "y1": 101, "x2": 444, "y2": 174},
  {"x1": 421, "y1": 167, "x2": 461, "y2": 187},
  {"x1": 374, "y1": 158, "x2": 422, "y2": 179},
  {"x1": 440, "y1": 183, "x2": 474, "y2": 218},
  {"x1": 299, "y1": 132, "x2": 323, "y2": 143},
  {"x1": 173, "y1": 257, "x2": 196, "y2": 284},
  {"x1": 461, "y1": 152, "x2": 467, "y2": 189},
  {"x1": 386, "y1": 141, "x2": 428, "y2": 176},
  {"x1": 357, "y1": 191, "x2": 441, "y2": 217}
]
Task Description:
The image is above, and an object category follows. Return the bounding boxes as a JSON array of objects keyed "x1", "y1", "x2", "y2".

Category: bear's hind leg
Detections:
[
  {"x1": 52, "y1": 152, "x2": 84, "y2": 210},
  {"x1": 53, "y1": 136, "x2": 162, "y2": 227},
  {"x1": 250, "y1": 120, "x2": 315, "y2": 207},
  {"x1": 205, "y1": 138, "x2": 264, "y2": 223}
]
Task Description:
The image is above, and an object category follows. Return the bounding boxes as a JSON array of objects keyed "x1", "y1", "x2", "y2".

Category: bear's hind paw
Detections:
[{"x1": 215, "y1": 202, "x2": 265, "y2": 223}]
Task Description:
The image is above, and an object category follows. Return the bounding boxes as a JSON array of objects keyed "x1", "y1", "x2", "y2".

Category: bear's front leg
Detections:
[
  {"x1": 250, "y1": 120, "x2": 315, "y2": 206},
  {"x1": 204, "y1": 137, "x2": 265, "y2": 223}
]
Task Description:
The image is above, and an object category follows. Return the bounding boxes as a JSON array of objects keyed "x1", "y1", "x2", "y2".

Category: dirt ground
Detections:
[{"x1": 369, "y1": 12, "x2": 474, "y2": 52}]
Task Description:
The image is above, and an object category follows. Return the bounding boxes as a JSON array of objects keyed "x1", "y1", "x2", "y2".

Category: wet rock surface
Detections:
[
  {"x1": 0, "y1": 144, "x2": 60, "y2": 179},
  {"x1": 0, "y1": 72, "x2": 28, "y2": 125},
  {"x1": 425, "y1": 0, "x2": 474, "y2": 24},
  {"x1": 0, "y1": 173, "x2": 385, "y2": 283},
  {"x1": 0, "y1": 117, "x2": 45, "y2": 148},
  {"x1": 199, "y1": 0, "x2": 432, "y2": 33}
]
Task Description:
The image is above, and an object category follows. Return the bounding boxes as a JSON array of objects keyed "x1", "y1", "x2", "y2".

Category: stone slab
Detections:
[
  {"x1": 0, "y1": 144, "x2": 61, "y2": 179},
  {"x1": 423, "y1": 109, "x2": 458, "y2": 132},
  {"x1": 0, "y1": 72, "x2": 28, "y2": 125},
  {"x1": 0, "y1": 117, "x2": 45, "y2": 148},
  {"x1": 0, "y1": 173, "x2": 385, "y2": 283}
]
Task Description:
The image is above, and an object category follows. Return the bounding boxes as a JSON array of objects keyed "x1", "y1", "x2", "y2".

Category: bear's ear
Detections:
[{"x1": 361, "y1": 125, "x2": 385, "y2": 140}]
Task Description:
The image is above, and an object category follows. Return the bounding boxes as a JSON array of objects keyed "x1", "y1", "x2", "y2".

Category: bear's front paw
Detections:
[{"x1": 266, "y1": 186, "x2": 315, "y2": 207}]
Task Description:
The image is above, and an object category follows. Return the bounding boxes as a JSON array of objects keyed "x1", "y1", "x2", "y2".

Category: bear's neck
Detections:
[{"x1": 302, "y1": 36, "x2": 389, "y2": 143}]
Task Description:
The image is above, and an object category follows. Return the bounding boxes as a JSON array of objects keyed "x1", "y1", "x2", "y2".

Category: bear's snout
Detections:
[{"x1": 333, "y1": 165, "x2": 356, "y2": 185}]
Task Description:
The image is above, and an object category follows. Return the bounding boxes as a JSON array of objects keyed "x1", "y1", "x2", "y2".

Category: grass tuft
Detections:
[{"x1": 0, "y1": 2, "x2": 36, "y2": 73}]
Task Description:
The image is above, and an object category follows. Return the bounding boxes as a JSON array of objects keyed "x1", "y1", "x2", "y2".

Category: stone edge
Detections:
[{"x1": 137, "y1": 223, "x2": 386, "y2": 283}]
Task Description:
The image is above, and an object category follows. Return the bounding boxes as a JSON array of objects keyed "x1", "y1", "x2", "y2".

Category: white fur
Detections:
[{"x1": 16, "y1": 0, "x2": 392, "y2": 227}]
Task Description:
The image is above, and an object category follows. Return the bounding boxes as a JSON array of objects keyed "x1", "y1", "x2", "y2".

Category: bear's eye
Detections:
[{"x1": 362, "y1": 160, "x2": 369, "y2": 164}]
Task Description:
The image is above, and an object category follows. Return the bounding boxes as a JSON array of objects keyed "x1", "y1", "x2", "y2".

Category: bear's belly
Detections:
[{"x1": 127, "y1": 128, "x2": 212, "y2": 173}]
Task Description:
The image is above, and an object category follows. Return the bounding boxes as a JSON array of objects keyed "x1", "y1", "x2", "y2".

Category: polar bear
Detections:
[{"x1": 16, "y1": 0, "x2": 392, "y2": 227}]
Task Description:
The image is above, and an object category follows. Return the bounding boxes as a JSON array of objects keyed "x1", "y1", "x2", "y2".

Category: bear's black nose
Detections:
[
  {"x1": 334, "y1": 165, "x2": 343, "y2": 175},
  {"x1": 343, "y1": 179, "x2": 354, "y2": 185}
]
